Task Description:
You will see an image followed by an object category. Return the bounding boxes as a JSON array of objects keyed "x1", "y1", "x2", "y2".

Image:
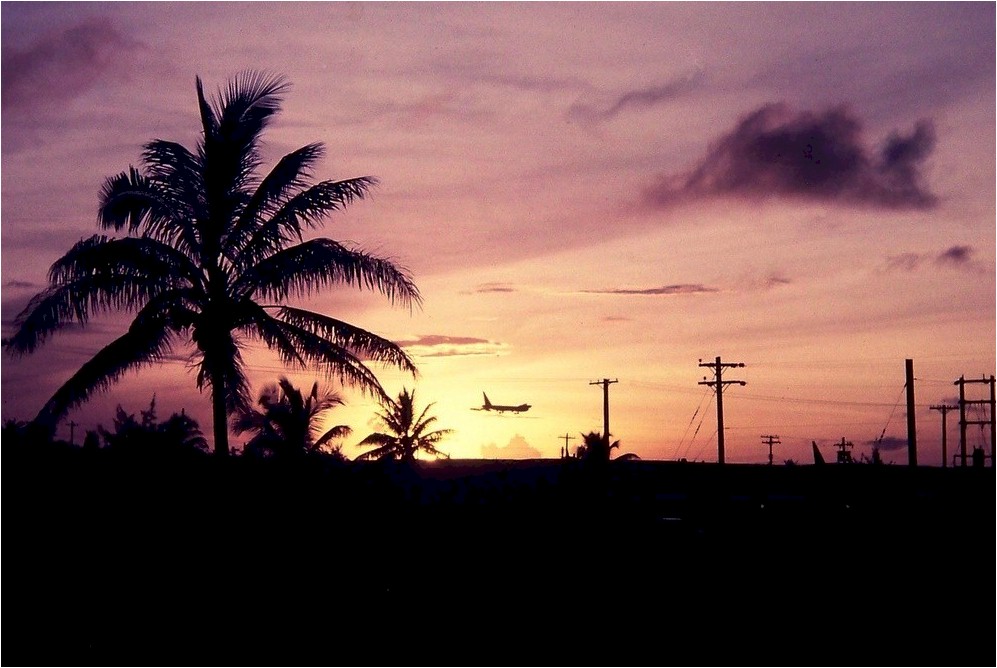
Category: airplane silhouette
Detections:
[{"x1": 477, "y1": 392, "x2": 531, "y2": 413}]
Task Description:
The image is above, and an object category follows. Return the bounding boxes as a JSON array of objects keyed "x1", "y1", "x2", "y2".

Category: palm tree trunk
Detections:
[{"x1": 211, "y1": 381, "x2": 230, "y2": 456}]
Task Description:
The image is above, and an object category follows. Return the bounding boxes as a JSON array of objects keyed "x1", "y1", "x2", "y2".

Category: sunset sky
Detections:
[{"x1": 2, "y1": 2, "x2": 994, "y2": 465}]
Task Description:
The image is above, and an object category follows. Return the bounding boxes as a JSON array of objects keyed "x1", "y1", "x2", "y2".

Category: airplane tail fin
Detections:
[
  {"x1": 483, "y1": 392, "x2": 491, "y2": 408},
  {"x1": 812, "y1": 441, "x2": 825, "y2": 465}
]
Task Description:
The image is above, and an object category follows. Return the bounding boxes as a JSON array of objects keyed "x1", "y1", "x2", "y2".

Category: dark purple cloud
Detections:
[
  {"x1": 1, "y1": 17, "x2": 144, "y2": 112},
  {"x1": 582, "y1": 284, "x2": 718, "y2": 296},
  {"x1": 643, "y1": 103, "x2": 937, "y2": 210},
  {"x1": 568, "y1": 70, "x2": 703, "y2": 124},
  {"x1": 866, "y1": 436, "x2": 907, "y2": 452},
  {"x1": 3, "y1": 280, "x2": 40, "y2": 289},
  {"x1": 935, "y1": 245, "x2": 974, "y2": 266}
]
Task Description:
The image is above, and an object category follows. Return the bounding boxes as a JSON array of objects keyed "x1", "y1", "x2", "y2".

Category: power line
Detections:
[
  {"x1": 679, "y1": 390, "x2": 714, "y2": 461},
  {"x1": 675, "y1": 387, "x2": 711, "y2": 458}
]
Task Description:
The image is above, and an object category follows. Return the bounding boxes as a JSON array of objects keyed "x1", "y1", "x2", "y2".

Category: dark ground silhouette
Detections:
[{"x1": 3, "y1": 440, "x2": 993, "y2": 665}]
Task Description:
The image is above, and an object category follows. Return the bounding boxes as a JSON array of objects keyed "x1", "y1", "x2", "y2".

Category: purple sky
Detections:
[{"x1": 2, "y1": 2, "x2": 994, "y2": 464}]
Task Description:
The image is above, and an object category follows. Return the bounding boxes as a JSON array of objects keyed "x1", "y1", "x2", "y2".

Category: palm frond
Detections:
[
  {"x1": 195, "y1": 75, "x2": 219, "y2": 145},
  {"x1": 226, "y1": 142, "x2": 326, "y2": 256},
  {"x1": 141, "y1": 139, "x2": 206, "y2": 246},
  {"x1": 49, "y1": 235, "x2": 200, "y2": 288},
  {"x1": 216, "y1": 70, "x2": 289, "y2": 142},
  {"x1": 98, "y1": 167, "x2": 157, "y2": 233},
  {"x1": 235, "y1": 305, "x2": 396, "y2": 400},
  {"x1": 9, "y1": 236, "x2": 200, "y2": 355},
  {"x1": 313, "y1": 424, "x2": 352, "y2": 450},
  {"x1": 231, "y1": 408, "x2": 270, "y2": 436},
  {"x1": 98, "y1": 166, "x2": 202, "y2": 257},
  {"x1": 368, "y1": 399, "x2": 405, "y2": 437},
  {"x1": 142, "y1": 140, "x2": 204, "y2": 197},
  {"x1": 199, "y1": 70, "x2": 290, "y2": 196},
  {"x1": 353, "y1": 444, "x2": 396, "y2": 461},
  {"x1": 239, "y1": 314, "x2": 390, "y2": 401},
  {"x1": 354, "y1": 432, "x2": 400, "y2": 461},
  {"x1": 417, "y1": 442, "x2": 451, "y2": 459},
  {"x1": 283, "y1": 323, "x2": 393, "y2": 400},
  {"x1": 32, "y1": 308, "x2": 177, "y2": 427},
  {"x1": 419, "y1": 429, "x2": 453, "y2": 445},
  {"x1": 356, "y1": 432, "x2": 396, "y2": 448},
  {"x1": 273, "y1": 306, "x2": 418, "y2": 376},
  {"x1": 411, "y1": 402, "x2": 437, "y2": 438},
  {"x1": 235, "y1": 305, "x2": 309, "y2": 369},
  {"x1": 277, "y1": 377, "x2": 304, "y2": 412},
  {"x1": 236, "y1": 237, "x2": 421, "y2": 310},
  {"x1": 236, "y1": 177, "x2": 378, "y2": 266}
]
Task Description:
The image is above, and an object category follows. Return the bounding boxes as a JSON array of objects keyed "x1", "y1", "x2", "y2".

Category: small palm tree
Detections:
[
  {"x1": 576, "y1": 431, "x2": 639, "y2": 463},
  {"x1": 6, "y1": 71, "x2": 420, "y2": 455},
  {"x1": 233, "y1": 377, "x2": 351, "y2": 458},
  {"x1": 355, "y1": 387, "x2": 451, "y2": 461}
]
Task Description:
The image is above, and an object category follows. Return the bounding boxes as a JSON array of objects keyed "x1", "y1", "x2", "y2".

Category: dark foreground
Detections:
[{"x1": 4, "y1": 442, "x2": 994, "y2": 665}]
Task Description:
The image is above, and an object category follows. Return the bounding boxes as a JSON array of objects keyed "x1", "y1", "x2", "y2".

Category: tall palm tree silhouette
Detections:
[
  {"x1": 7, "y1": 71, "x2": 420, "y2": 454},
  {"x1": 355, "y1": 387, "x2": 451, "y2": 461},
  {"x1": 233, "y1": 377, "x2": 351, "y2": 458}
]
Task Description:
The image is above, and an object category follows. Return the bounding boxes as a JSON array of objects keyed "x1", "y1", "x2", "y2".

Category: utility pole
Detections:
[
  {"x1": 906, "y1": 359, "x2": 917, "y2": 467},
  {"x1": 954, "y1": 375, "x2": 995, "y2": 467},
  {"x1": 833, "y1": 437, "x2": 854, "y2": 464},
  {"x1": 66, "y1": 420, "x2": 78, "y2": 447},
  {"x1": 761, "y1": 434, "x2": 780, "y2": 465},
  {"x1": 929, "y1": 405, "x2": 957, "y2": 468},
  {"x1": 589, "y1": 379, "x2": 618, "y2": 447},
  {"x1": 559, "y1": 433, "x2": 576, "y2": 459},
  {"x1": 698, "y1": 357, "x2": 746, "y2": 464}
]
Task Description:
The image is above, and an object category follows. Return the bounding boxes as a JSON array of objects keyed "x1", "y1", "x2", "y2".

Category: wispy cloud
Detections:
[
  {"x1": 885, "y1": 253, "x2": 924, "y2": 272},
  {"x1": 735, "y1": 272, "x2": 793, "y2": 292},
  {"x1": 367, "y1": 91, "x2": 493, "y2": 130},
  {"x1": 395, "y1": 335, "x2": 490, "y2": 347},
  {"x1": 468, "y1": 283, "x2": 518, "y2": 294},
  {"x1": 3, "y1": 280, "x2": 40, "y2": 290},
  {"x1": 567, "y1": 70, "x2": 704, "y2": 124},
  {"x1": 581, "y1": 284, "x2": 719, "y2": 296},
  {"x1": 395, "y1": 334, "x2": 507, "y2": 358},
  {"x1": 1, "y1": 17, "x2": 144, "y2": 113},
  {"x1": 763, "y1": 275, "x2": 792, "y2": 289},
  {"x1": 643, "y1": 103, "x2": 937, "y2": 210}
]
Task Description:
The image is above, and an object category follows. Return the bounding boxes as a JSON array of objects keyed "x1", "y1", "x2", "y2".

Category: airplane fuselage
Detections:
[
  {"x1": 485, "y1": 404, "x2": 531, "y2": 413},
  {"x1": 481, "y1": 393, "x2": 531, "y2": 413}
]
